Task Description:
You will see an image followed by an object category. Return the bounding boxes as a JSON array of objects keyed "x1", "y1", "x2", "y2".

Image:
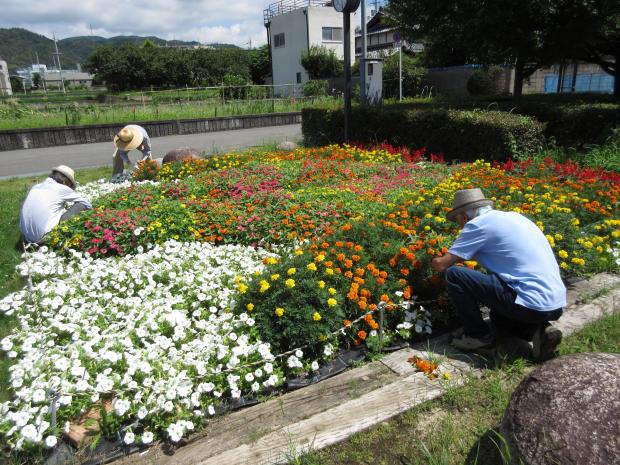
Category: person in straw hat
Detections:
[
  {"x1": 431, "y1": 188, "x2": 566, "y2": 361},
  {"x1": 112, "y1": 124, "x2": 152, "y2": 178},
  {"x1": 19, "y1": 165, "x2": 92, "y2": 244}
]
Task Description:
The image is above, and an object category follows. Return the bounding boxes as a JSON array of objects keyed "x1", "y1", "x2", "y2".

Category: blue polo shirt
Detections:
[{"x1": 448, "y1": 210, "x2": 566, "y2": 311}]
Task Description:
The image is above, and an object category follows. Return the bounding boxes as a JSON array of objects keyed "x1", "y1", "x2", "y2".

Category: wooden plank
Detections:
[{"x1": 171, "y1": 369, "x2": 470, "y2": 465}]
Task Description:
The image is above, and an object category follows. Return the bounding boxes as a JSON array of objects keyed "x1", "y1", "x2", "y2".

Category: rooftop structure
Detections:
[{"x1": 264, "y1": 0, "x2": 331, "y2": 24}]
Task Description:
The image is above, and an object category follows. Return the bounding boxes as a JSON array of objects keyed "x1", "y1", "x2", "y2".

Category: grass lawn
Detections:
[
  {"x1": 0, "y1": 167, "x2": 109, "y2": 402},
  {"x1": 290, "y1": 311, "x2": 620, "y2": 465}
]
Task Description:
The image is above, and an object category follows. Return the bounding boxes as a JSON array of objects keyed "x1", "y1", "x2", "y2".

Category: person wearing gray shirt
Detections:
[
  {"x1": 112, "y1": 124, "x2": 152, "y2": 177},
  {"x1": 19, "y1": 165, "x2": 92, "y2": 244}
]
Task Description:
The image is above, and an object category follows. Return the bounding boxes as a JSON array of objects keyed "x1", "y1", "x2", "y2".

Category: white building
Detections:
[
  {"x1": 16, "y1": 64, "x2": 94, "y2": 90},
  {"x1": 264, "y1": 0, "x2": 355, "y2": 96},
  {"x1": 0, "y1": 59, "x2": 12, "y2": 96}
]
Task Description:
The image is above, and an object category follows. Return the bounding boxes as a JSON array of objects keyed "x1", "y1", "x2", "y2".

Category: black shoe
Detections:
[{"x1": 532, "y1": 323, "x2": 562, "y2": 362}]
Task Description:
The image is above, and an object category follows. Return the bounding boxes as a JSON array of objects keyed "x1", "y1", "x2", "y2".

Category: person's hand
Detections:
[{"x1": 431, "y1": 257, "x2": 443, "y2": 273}]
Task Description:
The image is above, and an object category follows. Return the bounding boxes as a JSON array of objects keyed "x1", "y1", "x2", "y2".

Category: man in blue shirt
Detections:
[{"x1": 431, "y1": 188, "x2": 566, "y2": 361}]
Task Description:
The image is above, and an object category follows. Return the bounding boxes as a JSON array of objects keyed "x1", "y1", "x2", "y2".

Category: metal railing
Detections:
[{"x1": 264, "y1": 0, "x2": 331, "y2": 23}]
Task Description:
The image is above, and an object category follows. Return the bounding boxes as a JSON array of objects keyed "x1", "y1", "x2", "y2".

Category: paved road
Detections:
[{"x1": 0, "y1": 124, "x2": 302, "y2": 179}]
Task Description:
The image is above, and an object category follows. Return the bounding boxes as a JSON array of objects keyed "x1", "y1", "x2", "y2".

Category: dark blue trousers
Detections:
[{"x1": 445, "y1": 266, "x2": 563, "y2": 340}]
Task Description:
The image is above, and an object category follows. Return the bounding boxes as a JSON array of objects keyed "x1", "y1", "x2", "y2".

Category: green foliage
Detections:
[
  {"x1": 382, "y1": 52, "x2": 425, "y2": 99},
  {"x1": 303, "y1": 80, "x2": 329, "y2": 97},
  {"x1": 466, "y1": 70, "x2": 496, "y2": 96},
  {"x1": 249, "y1": 45, "x2": 272, "y2": 85},
  {"x1": 301, "y1": 46, "x2": 343, "y2": 80},
  {"x1": 302, "y1": 105, "x2": 545, "y2": 161}
]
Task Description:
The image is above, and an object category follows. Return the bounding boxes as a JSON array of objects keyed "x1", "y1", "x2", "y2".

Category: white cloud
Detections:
[{"x1": 2, "y1": 0, "x2": 269, "y2": 47}]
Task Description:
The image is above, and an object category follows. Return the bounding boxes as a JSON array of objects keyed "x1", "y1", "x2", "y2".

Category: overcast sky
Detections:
[
  {"x1": 2, "y1": 1, "x2": 385, "y2": 47},
  {"x1": 2, "y1": 0, "x2": 273, "y2": 47}
]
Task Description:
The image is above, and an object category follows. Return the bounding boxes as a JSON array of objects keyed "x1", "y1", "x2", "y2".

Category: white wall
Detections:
[
  {"x1": 0, "y1": 60, "x2": 12, "y2": 96},
  {"x1": 270, "y1": 8, "x2": 309, "y2": 96},
  {"x1": 269, "y1": 5, "x2": 356, "y2": 95}
]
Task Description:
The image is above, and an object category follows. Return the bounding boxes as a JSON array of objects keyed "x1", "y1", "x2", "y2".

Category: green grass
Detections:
[
  {"x1": 0, "y1": 96, "x2": 341, "y2": 130},
  {"x1": 290, "y1": 313, "x2": 620, "y2": 465},
  {"x1": 0, "y1": 167, "x2": 109, "y2": 403}
]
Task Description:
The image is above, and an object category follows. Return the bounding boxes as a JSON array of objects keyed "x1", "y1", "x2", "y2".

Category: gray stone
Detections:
[
  {"x1": 162, "y1": 147, "x2": 202, "y2": 164},
  {"x1": 501, "y1": 352, "x2": 620, "y2": 465},
  {"x1": 277, "y1": 141, "x2": 298, "y2": 151}
]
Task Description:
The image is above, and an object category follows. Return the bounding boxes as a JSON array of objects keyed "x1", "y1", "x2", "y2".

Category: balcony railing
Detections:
[{"x1": 264, "y1": 0, "x2": 331, "y2": 24}]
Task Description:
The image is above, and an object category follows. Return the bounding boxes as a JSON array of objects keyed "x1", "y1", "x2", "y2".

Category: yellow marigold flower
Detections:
[
  {"x1": 554, "y1": 233, "x2": 563, "y2": 241},
  {"x1": 424, "y1": 225, "x2": 431, "y2": 231},
  {"x1": 237, "y1": 283, "x2": 248, "y2": 294},
  {"x1": 318, "y1": 280, "x2": 326, "y2": 288},
  {"x1": 327, "y1": 298, "x2": 337, "y2": 307},
  {"x1": 285, "y1": 278, "x2": 296, "y2": 288},
  {"x1": 325, "y1": 268, "x2": 334, "y2": 275},
  {"x1": 328, "y1": 287, "x2": 337, "y2": 295},
  {"x1": 572, "y1": 218, "x2": 580, "y2": 226},
  {"x1": 275, "y1": 307, "x2": 284, "y2": 317},
  {"x1": 294, "y1": 248, "x2": 304, "y2": 256},
  {"x1": 265, "y1": 257, "x2": 278, "y2": 265},
  {"x1": 584, "y1": 241, "x2": 593, "y2": 249},
  {"x1": 271, "y1": 274, "x2": 280, "y2": 281},
  {"x1": 307, "y1": 262, "x2": 317, "y2": 271},
  {"x1": 315, "y1": 253, "x2": 325, "y2": 262},
  {"x1": 259, "y1": 280, "x2": 270, "y2": 292},
  {"x1": 246, "y1": 303, "x2": 254, "y2": 311},
  {"x1": 545, "y1": 235, "x2": 555, "y2": 247},
  {"x1": 287, "y1": 268, "x2": 297, "y2": 275},
  {"x1": 312, "y1": 312, "x2": 322, "y2": 321},
  {"x1": 560, "y1": 262, "x2": 568, "y2": 269},
  {"x1": 558, "y1": 250, "x2": 568, "y2": 259}
]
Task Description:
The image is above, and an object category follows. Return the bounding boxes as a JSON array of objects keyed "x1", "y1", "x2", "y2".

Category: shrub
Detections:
[
  {"x1": 304, "y1": 80, "x2": 329, "y2": 97},
  {"x1": 467, "y1": 70, "x2": 496, "y2": 95},
  {"x1": 383, "y1": 52, "x2": 425, "y2": 99},
  {"x1": 302, "y1": 105, "x2": 545, "y2": 161},
  {"x1": 301, "y1": 45, "x2": 343, "y2": 79}
]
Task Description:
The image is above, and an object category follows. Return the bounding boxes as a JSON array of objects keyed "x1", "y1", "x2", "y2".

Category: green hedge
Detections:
[{"x1": 302, "y1": 105, "x2": 545, "y2": 162}]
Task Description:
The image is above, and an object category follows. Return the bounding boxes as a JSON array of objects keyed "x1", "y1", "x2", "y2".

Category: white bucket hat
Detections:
[
  {"x1": 447, "y1": 188, "x2": 494, "y2": 222},
  {"x1": 52, "y1": 165, "x2": 76, "y2": 188},
  {"x1": 114, "y1": 126, "x2": 144, "y2": 151}
]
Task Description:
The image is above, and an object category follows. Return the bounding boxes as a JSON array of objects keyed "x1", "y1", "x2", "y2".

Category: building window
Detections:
[
  {"x1": 322, "y1": 27, "x2": 343, "y2": 41},
  {"x1": 296, "y1": 72, "x2": 302, "y2": 84},
  {"x1": 274, "y1": 33, "x2": 285, "y2": 48}
]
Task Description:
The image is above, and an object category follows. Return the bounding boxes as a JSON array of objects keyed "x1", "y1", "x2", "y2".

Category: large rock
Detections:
[
  {"x1": 162, "y1": 146, "x2": 202, "y2": 164},
  {"x1": 277, "y1": 141, "x2": 298, "y2": 151},
  {"x1": 501, "y1": 352, "x2": 620, "y2": 465}
]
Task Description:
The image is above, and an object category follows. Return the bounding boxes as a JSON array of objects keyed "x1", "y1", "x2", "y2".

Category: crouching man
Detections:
[
  {"x1": 431, "y1": 188, "x2": 566, "y2": 361},
  {"x1": 19, "y1": 165, "x2": 92, "y2": 244}
]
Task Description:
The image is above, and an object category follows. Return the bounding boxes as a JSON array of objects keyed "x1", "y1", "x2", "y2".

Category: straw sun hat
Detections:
[
  {"x1": 52, "y1": 165, "x2": 76, "y2": 188},
  {"x1": 446, "y1": 188, "x2": 494, "y2": 222},
  {"x1": 114, "y1": 126, "x2": 144, "y2": 151}
]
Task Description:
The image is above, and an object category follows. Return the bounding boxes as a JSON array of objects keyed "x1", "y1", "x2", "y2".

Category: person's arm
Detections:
[
  {"x1": 431, "y1": 252, "x2": 462, "y2": 273},
  {"x1": 59, "y1": 186, "x2": 92, "y2": 210}
]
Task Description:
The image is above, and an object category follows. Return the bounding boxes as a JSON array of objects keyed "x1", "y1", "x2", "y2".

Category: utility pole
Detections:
[
  {"x1": 52, "y1": 34, "x2": 66, "y2": 94},
  {"x1": 360, "y1": 0, "x2": 367, "y2": 105},
  {"x1": 35, "y1": 52, "x2": 47, "y2": 95}
]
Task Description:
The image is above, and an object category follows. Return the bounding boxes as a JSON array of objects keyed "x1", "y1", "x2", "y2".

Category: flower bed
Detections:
[{"x1": 1, "y1": 144, "x2": 618, "y2": 456}]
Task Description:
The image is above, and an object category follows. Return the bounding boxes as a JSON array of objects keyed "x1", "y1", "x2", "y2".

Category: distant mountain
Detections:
[{"x1": 0, "y1": 28, "x2": 236, "y2": 72}]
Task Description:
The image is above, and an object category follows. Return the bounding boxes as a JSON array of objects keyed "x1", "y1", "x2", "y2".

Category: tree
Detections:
[
  {"x1": 382, "y1": 51, "x2": 425, "y2": 99},
  {"x1": 32, "y1": 73, "x2": 42, "y2": 89},
  {"x1": 386, "y1": 0, "x2": 618, "y2": 98},
  {"x1": 249, "y1": 44, "x2": 271, "y2": 84},
  {"x1": 10, "y1": 76, "x2": 24, "y2": 92},
  {"x1": 301, "y1": 45, "x2": 343, "y2": 79}
]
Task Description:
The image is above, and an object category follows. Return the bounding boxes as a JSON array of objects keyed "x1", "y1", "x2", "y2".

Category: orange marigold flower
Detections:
[
  {"x1": 400, "y1": 268, "x2": 410, "y2": 276},
  {"x1": 358, "y1": 301, "x2": 367, "y2": 310},
  {"x1": 344, "y1": 271, "x2": 353, "y2": 278},
  {"x1": 335, "y1": 241, "x2": 344, "y2": 248},
  {"x1": 343, "y1": 319, "x2": 352, "y2": 327},
  {"x1": 357, "y1": 330, "x2": 367, "y2": 340},
  {"x1": 336, "y1": 253, "x2": 346, "y2": 261},
  {"x1": 380, "y1": 294, "x2": 389, "y2": 302},
  {"x1": 379, "y1": 271, "x2": 388, "y2": 279},
  {"x1": 351, "y1": 254, "x2": 361, "y2": 262}
]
